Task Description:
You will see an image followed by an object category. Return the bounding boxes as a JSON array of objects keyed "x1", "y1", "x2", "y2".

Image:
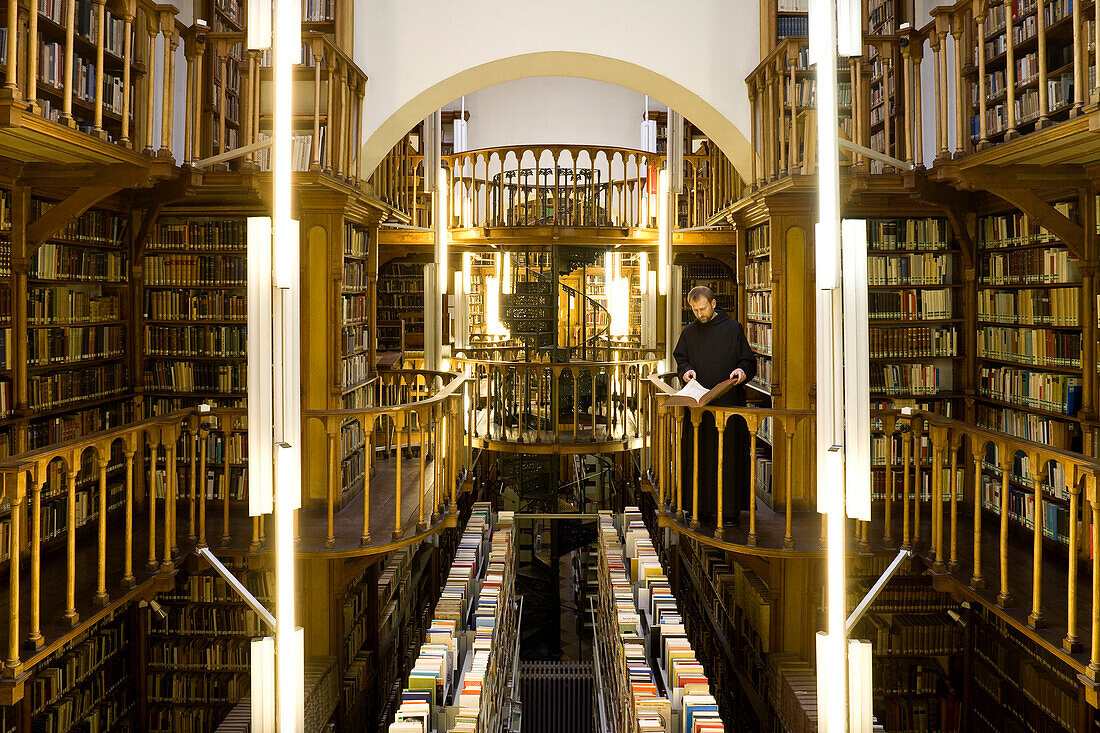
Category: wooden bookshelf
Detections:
[
  {"x1": 377, "y1": 261, "x2": 424, "y2": 351},
  {"x1": 848, "y1": 569, "x2": 965, "y2": 733},
  {"x1": 141, "y1": 216, "x2": 248, "y2": 417},
  {"x1": 147, "y1": 561, "x2": 272, "y2": 732},
  {"x1": 975, "y1": 204, "x2": 1084, "y2": 453}
]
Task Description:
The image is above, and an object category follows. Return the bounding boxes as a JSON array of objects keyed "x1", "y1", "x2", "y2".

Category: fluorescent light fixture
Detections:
[
  {"x1": 436, "y1": 167, "x2": 449, "y2": 294},
  {"x1": 273, "y1": 221, "x2": 299, "y2": 290},
  {"x1": 247, "y1": 0, "x2": 271, "y2": 50},
  {"x1": 848, "y1": 639, "x2": 873, "y2": 733},
  {"x1": 842, "y1": 219, "x2": 871, "y2": 520},
  {"x1": 610, "y1": 277, "x2": 630, "y2": 337},
  {"x1": 638, "y1": 252, "x2": 648, "y2": 294},
  {"x1": 658, "y1": 170, "x2": 669, "y2": 295},
  {"x1": 462, "y1": 252, "x2": 472, "y2": 294},
  {"x1": 454, "y1": 269, "x2": 463, "y2": 296},
  {"x1": 278, "y1": 287, "x2": 301, "y2": 467},
  {"x1": 251, "y1": 637, "x2": 275, "y2": 732},
  {"x1": 604, "y1": 251, "x2": 614, "y2": 309},
  {"x1": 502, "y1": 252, "x2": 512, "y2": 294},
  {"x1": 247, "y1": 217, "x2": 273, "y2": 516},
  {"x1": 836, "y1": 0, "x2": 863, "y2": 56}
]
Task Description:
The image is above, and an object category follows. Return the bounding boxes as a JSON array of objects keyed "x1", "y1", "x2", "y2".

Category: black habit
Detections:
[{"x1": 672, "y1": 309, "x2": 757, "y2": 524}]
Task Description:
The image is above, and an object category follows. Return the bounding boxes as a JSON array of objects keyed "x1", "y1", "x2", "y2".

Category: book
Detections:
[{"x1": 664, "y1": 377, "x2": 738, "y2": 407}]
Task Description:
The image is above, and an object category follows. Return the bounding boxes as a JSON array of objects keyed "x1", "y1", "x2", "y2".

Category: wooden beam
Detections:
[
  {"x1": 17, "y1": 162, "x2": 149, "y2": 188},
  {"x1": 25, "y1": 185, "x2": 126, "y2": 251},
  {"x1": 986, "y1": 187, "x2": 1085, "y2": 257},
  {"x1": 133, "y1": 202, "x2": 164, "y2": 260},
  {"x1": 958, "y1": 164, "x2": 1092, "y2": 190}
]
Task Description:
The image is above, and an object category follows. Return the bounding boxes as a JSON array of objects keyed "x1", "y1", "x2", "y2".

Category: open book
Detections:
[{"x1": 664, "y1": 376, "x2": 738, "y2": 407}]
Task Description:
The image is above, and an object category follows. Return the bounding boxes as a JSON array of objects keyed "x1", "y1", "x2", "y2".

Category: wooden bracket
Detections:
[
  {"x1": 985, "y1": 187, "x2": 1085, "y2": 258},
  {"x1": 25, "y1": 185, "x2": 126, "y2": 253},
  {"x1": 133, "y1": 202, "x2": 165, "y2": 261}
]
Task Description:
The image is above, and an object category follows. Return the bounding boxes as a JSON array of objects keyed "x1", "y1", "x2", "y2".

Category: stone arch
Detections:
[{"x1": 361, "y1": 52, "x2": 755, "y2": 183}]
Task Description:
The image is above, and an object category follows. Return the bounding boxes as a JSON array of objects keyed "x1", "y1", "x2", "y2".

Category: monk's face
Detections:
[{"x1": 690, "y1": 297, "x2": 717, "y2": 323}]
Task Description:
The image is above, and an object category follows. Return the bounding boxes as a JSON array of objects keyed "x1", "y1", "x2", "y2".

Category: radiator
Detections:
[{"x1": 519, "y1": 660, "x2": 595, "y2": 733}]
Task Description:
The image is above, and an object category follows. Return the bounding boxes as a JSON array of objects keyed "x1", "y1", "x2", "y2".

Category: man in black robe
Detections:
[{"x1": 673, "y1": 286, "x2": 757, "y2": 526}]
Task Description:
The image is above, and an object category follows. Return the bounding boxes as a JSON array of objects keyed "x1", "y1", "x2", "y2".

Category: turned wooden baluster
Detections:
[
  {"x1": 326, "y1": 422, "x2": 337, "y2": 548},
  {"x1": 901, "y1": 424, "x2": 912, "y2": 549},
  {"x1": 28, "y1": 469, "x2": 44, "y2": 647},
  {"x1": 1005, "y1": 8, "x2": 1019, "y2": 139},
  {"x1": 882, "y1": 418, "x2": 896, "y2": 547},
  {"x1": 144, "y1": 16, "x2": 158, "y2": 153},
  {"x1": 94, "y1": 453, "x2": 109, "y2": 605},
  {"x1": 2, "y1": 0, "x2": 17, "y2": 98},
  {"x1": 220, "y1": 428, "x2": 231, "y2": 547},
  {"x1": 61, "y1": 0, "x2": 77, "y2": 125},
  {"x1": 911, "y1": 42, "x2": 925, "y2": 165},
  {"x1": 970, "y1": 444, "x2": 985, "y2": 589},
  {"x1": 997, "y1": 447, "x2": 1014, "y2": 607},
  {"x1": 361, "y1": 415, "x2": 373, "y2": 545},
  {"x1": 1090, "y1": 491, "x2": 1100, "y2": 681},
  {"x1": 748, "y1": 78, "x2": 760, "y2": 189},
  {"x1": 187, "y1": 431, "x2": 197, "y2": 544},
  {"x1": 64, "y1": 461, "x2": 79, "y2": 625},
  {"x1": 748, "y1": 416, "x2": 759, "y2": 546},
  {"x1": 146, "y1": 435, "x2": 159, "y2": 572},
  {"x1": 1036, "y1": 0, "x2": 1050, "y2": 127},
  {"x1": 92, "y1": 0, "x2": 107, "y2": 136},
  {"x1": 6, "y1": 472, "x2": 23, "y2": 669},
  {"x1": 217, "y1": 46, "x2": 229, "y2": 154},
  {"x1": 950, "y1": 15, "x2": 967, "y2": 153},
  {"x1": 1064, "y1": 471, "x2": 1084, "y2": 652},
  {"x1": 122, "y1": 444, "x2": 136, "y2": 586},
  {"x1": 1027, "y1": 450, "x2": 1045, "y2": 628},
  {"x1": 1072, "y1": 0, "x2": 1084, "y2": 115},
  {"x1": 784, "y1": 420, "x2": 795, "y2": 549},
  {"x1": 310, "y1": 40, "x2": 324, "y2": 170},
  {"x1": 119, "y1": 1, "x2": 134, "y2": 146},
  {"x1": 393, "y1": 411, "x2": 405, "y2": 540},
  {"x1": 975, "y1": 8, "x2": 990, "y2": 148},
  {"x1": 160, "y1": 16, "x2": 179, "y2": 157},
  {"x1": 931, "y1": 427, "x2": 946, "y2": 569}
]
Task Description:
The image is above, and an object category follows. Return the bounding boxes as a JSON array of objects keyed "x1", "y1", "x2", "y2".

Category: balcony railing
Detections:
[
  {"x1": 0, "y1": 368, "x2": 468, "y2": 677},
  {"x1": 644, "y1": 371, "x2": 1100, "y2": 679},
  {"x1": 185, "y1": 31, "x2": 371, "y2": 186},
  {"x1": 452, "y1": 357, "x2": 661, "y2": 451},
  {"x1": 0, "y1": 0, "x2": 172, "y2": 157},
  {"x1": 747, "y1": 4, "x2": 1100, "y2": 187},
  {"x1": 443, "y1": 146, "x2": 660, "y2": 230}
]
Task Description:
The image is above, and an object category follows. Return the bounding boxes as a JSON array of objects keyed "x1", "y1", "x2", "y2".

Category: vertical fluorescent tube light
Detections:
[
  {"x1": 271, "y1": 0, "x2": 302, "y2": 726},
  {"x1": 836, "y1": 0, "x2": 863, "y2": 56},
  {"x1": 657, "y1": 170, "x2": 669, "y2": 295},
  {"x1": 842, "y1": 219, "x2": 871, "y2": 521},
  {"x1": 250, "y1": 637, "x2": 275, "y2": 732},
  {"x1": 247, "y1": 217, "x2": 274, "y2": 516},
  {"x1": 502, "y1": 252, "x2": 512, "y2": 294},
  {"x1": 246, "y1": 0, "x2": 271, "y2": 49},
  {"x1": 848, "y1": 639, "x2": 873, "y2": 733},
  {"x1": 436, "y1": 167, "x2": 449, "y2": 294},
  {"x1": 811, "y1": 0, "x2": 849, "y2": 723}
]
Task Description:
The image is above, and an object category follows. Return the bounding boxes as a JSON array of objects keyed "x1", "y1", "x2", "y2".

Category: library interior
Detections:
[{"x1": 0, "y1": 0, "x2": 1097, "y2": 731}]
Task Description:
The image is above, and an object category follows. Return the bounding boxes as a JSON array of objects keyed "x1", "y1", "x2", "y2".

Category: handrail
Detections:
[{"x1": 0, "y1": 369, "x2": 469, "y2": 677}]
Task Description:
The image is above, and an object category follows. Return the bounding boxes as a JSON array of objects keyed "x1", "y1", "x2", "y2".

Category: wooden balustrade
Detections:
[
  {"x1": 0, "y1": 0, "x2": 170, "y2": 153},
  {"x1": 646, "y1": 371, "x2": 1100, "y2": 676},
  {"x1": 442, "y1": 146, "x2": 660, "y2": 230},
  {"x1": 303, "y1": 369, "x2": 468, "y2": 545},
  {"x1": 184, "y1": 31, "x2": 372, "y2": 186},
  {"x1": 680, "y1": 151, "x2": 745, "y2": 227},
  {"x1": 745, "y1": 0, "x2": 1100, "y2": 183},
  {"x1": 452, "y1": 345, "x2": 660, "y2": 365},
  {"x1": 368, "y1": 133, "x2": 421, "y2": 217},
  {"x1": 0, "y1": 368, "x2": 468, "y2": 676},
  {"x1": 452, "y1": 357, "x2": 660, "y2": 450}
]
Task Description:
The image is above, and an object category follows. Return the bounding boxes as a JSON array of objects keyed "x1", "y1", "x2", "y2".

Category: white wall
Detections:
[
  {"x1": 355, "y1": 0, "x2": 760, "y2": 178},
  {"x1": 443, "y1": 78, "x2": 657, "y2": 151}
]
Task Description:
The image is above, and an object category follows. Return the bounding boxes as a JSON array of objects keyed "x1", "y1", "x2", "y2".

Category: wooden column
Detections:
[
  {"x1": 1005, "y1": 7, "x2": 1019, "y2": 138},
  {"x1": 930, "y1": 30, "x2": 947, "y2": 160},
  {"x1": 911, "y1": 43, "x2": 925, "y2": 166},
  {"x1": 122, "y1": 447, "x2": 136, "y2": 587},
  {"x1": 997, "y1": 450, "x2": 1013, "y2": 607},
  {"x1": 93, "y1": 454, "x2": 109, "y2": 605},
  {"x1": 1079, "y1": 195, "x2": 1097, "y2": 421},
  {"x1": 1037, "y1": 0, "x2": 1051, "y2": 127},
  {"x1": 218, "y1": 48, "x2": 229, "y2": 154},
  {"x1": 146, "y1": 436, "x2": 158, "y2": 572},
  {"x1": 160, "y1": 19, "x2": 179, "y2": 157},
  {"x1": 1027, "y1": 450, "x2": 1044, "y2": 628},
  {"x1": 901, "y1": 42, "x2": 915, "y2": 164},
  {"x1": 969, "y1": 448, "x2": 985, "y2": 588},
  {"x1": 2, "y1": 0, "x2": 17, "y2": 98},
  {"x1": 776, "y1": 59, "x2": 787, "y2": 176},
  {"x1": 748, "y1": 79, "x2": 759, "y2": 189},
  {"x1": 1072, "y1": 0, "x2": 1084, "y2": 115},
  {"x1": 976, "y1": 10, "x2": 990, "y2": 148},
  {"x1": 61, "y1": 0, "x2": 77, "y2": 125},
  {"x1": 93, "y1": 0, "x2": 107, "y2": 135},
  {"x1": 28, "y1": 471, "x2": 43, "y2": 647},
  {"x1": 63, "y1": 465, "x2": 79, "y2": 625},
  {"x1": 119, "y1": 3, "x2": 134, "y2": 145},
  {"x1": 162, "y1": 438, "x2": 177, "y2": 570},
  {"x1": 951, "y1": 16, "x2": 967, "y2": 152},
  {"x1": 144, "y1": 18, "x2": 159, "y2": 154},
  {"x1": 5, "y1": 473, "x2": 22, "y2": 668}
]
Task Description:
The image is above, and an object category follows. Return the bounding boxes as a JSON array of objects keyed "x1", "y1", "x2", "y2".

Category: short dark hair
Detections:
[{"x1": 687, "y1": 285, "x2": 715, "y2": 303}]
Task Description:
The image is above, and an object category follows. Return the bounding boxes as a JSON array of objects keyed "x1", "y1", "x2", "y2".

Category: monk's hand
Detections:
[
  {"x1": 683, "y1": 370, "x2": 697, "y2": 382},
  {"x1": 730, "y1": 368, "x2": 746, "y2": 384}
]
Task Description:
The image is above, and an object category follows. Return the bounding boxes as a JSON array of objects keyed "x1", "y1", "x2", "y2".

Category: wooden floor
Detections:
[
  {"x1": 657, "y1": 486, "x2": 1097, "y2": 677},
  {"x1": 0, "y1": 449, "x2": 448, "y2": 681}
]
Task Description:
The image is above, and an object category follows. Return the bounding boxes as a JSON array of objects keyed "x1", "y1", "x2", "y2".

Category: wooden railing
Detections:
[
  {"x1": 452, "y1": 357, "x2": 661, "y2": 449},
  {"x1": 681, "y1": 149, "x2": 745, "y2": 227},
  {"x1": 443, "y1": 146, "x2": 660, "y2": 230},
  {"x1": 645, "y1": 371, "x2": 1100, "y2": 677},
  {"x1": 303, "y1": 369, "x2": 467, "y2": 546},
  {"x1": 0, "y1": 0, "x2": 172, "y2": 153},
  {"x1": 0, "y1": 369, "x2": 468, "y2": 676},
  {"x1": 368, "y1": 135, "x2": 422, "y2": 217},
  {"x1": 185, "y1": 31, "x2": 368, "y2": 185},
  {"x1": 452, "y1": 346, "x2": 660, "y2": 364},
  {"x1": 747, "y1": 2, "x2": 1100, "y2": 186}
]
